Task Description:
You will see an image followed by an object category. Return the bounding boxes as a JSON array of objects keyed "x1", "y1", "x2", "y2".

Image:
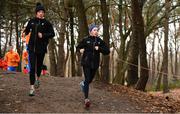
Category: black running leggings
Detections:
[
  {"x1": 28, "y1": 51, "x2": 45, "y2": 85},
  {"x1": 83, "y1": 67, "x2": 97, "y2": 99}
]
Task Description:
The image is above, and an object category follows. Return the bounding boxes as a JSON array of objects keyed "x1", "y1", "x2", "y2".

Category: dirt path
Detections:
[{"x1": 0, "y1": 71, "x2": 180, "y2": 113}]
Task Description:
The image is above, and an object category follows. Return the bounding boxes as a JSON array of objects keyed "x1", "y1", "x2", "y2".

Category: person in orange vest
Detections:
[
  {"x1": 22, "y1": 31, "x2": 31, "y2": 46},
  {"x1": 22, "y1": 50, "x2": 30, "y2": 73},
  {"x1": 0, "y1": 58, "x2": 7, "y2": 70},
  {"x1": 23, "y1": 66, "x2": 28, "y2": 74},
  {"x1": 22, "y1": 28, "x2": 31, "y2": 74},
  {"x1": 0, "y1": 58, "x2": 4, "y2": 69},
  {"x1": 4, "y1": 45, "x2": 20, "y2": 71}
]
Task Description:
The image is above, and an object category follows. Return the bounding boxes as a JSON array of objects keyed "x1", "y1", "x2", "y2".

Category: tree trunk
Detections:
[
  {"x1": 64, "y1": 30, "x2": 70, "y2": 77},
  {"x1": 174, "y1": 49, "x2": 178, "y2": 79},
  {"x1": 74, "y1": 0, "x2": 88, "y2": 39},
  {"x1": 162, "y1": 0, "x2": 170, "y2": 93},
  {"x1": 74, "y1": 0, "x2": 89, "y2": 77},
  {"x1": 69, "y1": 9, "x2": 76, "y2": 77},
  {"x1": 3, "y1": 28, "x2": 9, "y2": 57},
  {"x1": 0, "y1": 28, "x2": 1, "y2": 58},
  {"x1": 56, "y1": 0, "x2": 67, "y2": 77},
  {"x1": 174, "y1": 18, "x2": 179, "y2": 80},
  {"x1": 126, "y1": 36, "x2": 139, "y2": 86},
  {"x1": 130, "y1": 0, "x2": 149, "y2": 91},
  {"x1": 155, "y1": 33, "x2": 162, "y2": 91},
  {"x1": 15, "y1": 12, "x2": 21, "y2": 72},
  {"x1": 57, "y1": 29, "x2": 65, "y2": 77},
  {"x1": 156, "y1": 67, "x2": 163, "y2": 91},
  {"x1": 110, "y1": 49, "x2": 114, "y2": 83},
  {"x1": 126, "y1": 1, "x2": 139, "y2": 87},
  {"x1": 170, "y1": 47, "x2": 174, "y2": 78},
  {"x1": 48, "y1": 39, "x2": 57, "y2": 76},
  {"x1": 9, "y1": 19, "x2": 13, "y2": 46},
  {"x1": 100, "y1": 0, "x2": 110, "y2": 83},
  {"x1": 113, "y1": 0, "x2": 125, "y2": 85},
  {"x1": 113, "y1": 38, "x2": 126, "y2": 84},
  {"x1": 151, "y1": 35, "x2": 156, "y2": 86}
]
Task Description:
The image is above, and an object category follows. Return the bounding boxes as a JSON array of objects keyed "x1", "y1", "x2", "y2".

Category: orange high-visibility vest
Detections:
[
  {"x1": 0, "y1": 59, "x2": 7, "y2": 70},
  {"x1": 4, "y1": 51, "x2": 20, "y2": 67},
  {"x1": 22, "y1": 32, "x2": 31, "y2": 45},
  {"x1": 0, "y1": 59, "x2": 4, "y2": 68},
  {"x1": 22, "y1": 51, "x2": 28, "y2": 64}
]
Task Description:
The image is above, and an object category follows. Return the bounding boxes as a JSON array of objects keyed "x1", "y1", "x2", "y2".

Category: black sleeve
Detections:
[
  {"x1": 99, "y1": 39, "x2": 110, "y2": 55},
  {"x1": 24, "y1": 20, "x2": 32, "y2": 35},
  {"x1": 43, "y1": 21, "x2": 55, "y2": 39},
  {"x1": 76, "y1": 38, "x2": 86, "y2": 53}
]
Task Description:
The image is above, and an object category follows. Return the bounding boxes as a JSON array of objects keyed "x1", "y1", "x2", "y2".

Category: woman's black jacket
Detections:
[
  {"x1": 76, "y1": 36, "x2": 110, "y2": 69},
  {"x1": 24, "y1": 17, "x2": 55, "y2": 53}
]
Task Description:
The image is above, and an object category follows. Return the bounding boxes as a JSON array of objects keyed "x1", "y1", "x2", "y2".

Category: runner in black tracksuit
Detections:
[
  {"x1": 24, "y1": 2, "x2": 55, "y2": 96},
  {"x1": 76, "y1": 24, "x2": 110, "y2": 107}
]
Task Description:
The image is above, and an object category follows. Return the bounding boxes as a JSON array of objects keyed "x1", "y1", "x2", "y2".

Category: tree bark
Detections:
[
  {"x1": 56, "y1": 0, "x2": 67, "y2": 77},
  {"x1": 156, "y1": 33, "x2": 162, "y2": 91},
  {"x1": 151, "y1": 35, "x2": 156, "y2": 86},
  {"x1": 130, "y1": 0, "x2": 149, "y2": 91},
  {"x1": 74, "y1": 0, "x2": 89, "y2": 77},
  {"x1": 15, "y1": 12, "x2": 21, "y2": 72},
  {"x1": 100, "y1": 0, "x2": 110, "y2": 83},
  {"x1": 69, "y1": 9, "x2": 76, "y2": 77},
  {"x1": 173, "y1": 18, "x2": 179, "y2": 80},
  {"x1": 126, "y1": 34, "x2": 139, "y2": 86},
  {"x1": 162, "y1": 0, "x2": 170, "y2": 93},
  {"x1": 48, "y1": 39, "x2": 57, "y2": 76},
  {"x1": 0, "y1": 28, "x2": 1, "y2": 58},
  {"x1": 113, "y1": 0, "x2": 125, "y2": 85}
]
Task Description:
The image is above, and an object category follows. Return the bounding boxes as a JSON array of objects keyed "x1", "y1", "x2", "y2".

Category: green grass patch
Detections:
[{"x1": 147, "y1": 79, "x2": 180, "y2": 92}]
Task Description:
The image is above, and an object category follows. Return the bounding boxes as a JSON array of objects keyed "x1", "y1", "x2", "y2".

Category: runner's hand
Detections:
[
  {"x1": 95, "y1": 46, "x2": 99, "y2": 50},
  {"x1": 80, "y1": 49, "x2": 84, "y2": 54},
  {"x1": 38, "y1": 32, "x2": 43, "y2": 38}
]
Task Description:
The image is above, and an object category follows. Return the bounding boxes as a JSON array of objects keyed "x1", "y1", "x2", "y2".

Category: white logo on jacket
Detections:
[{"x1": 86, "y1": 41, "x2": 90, "y2": 44}]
